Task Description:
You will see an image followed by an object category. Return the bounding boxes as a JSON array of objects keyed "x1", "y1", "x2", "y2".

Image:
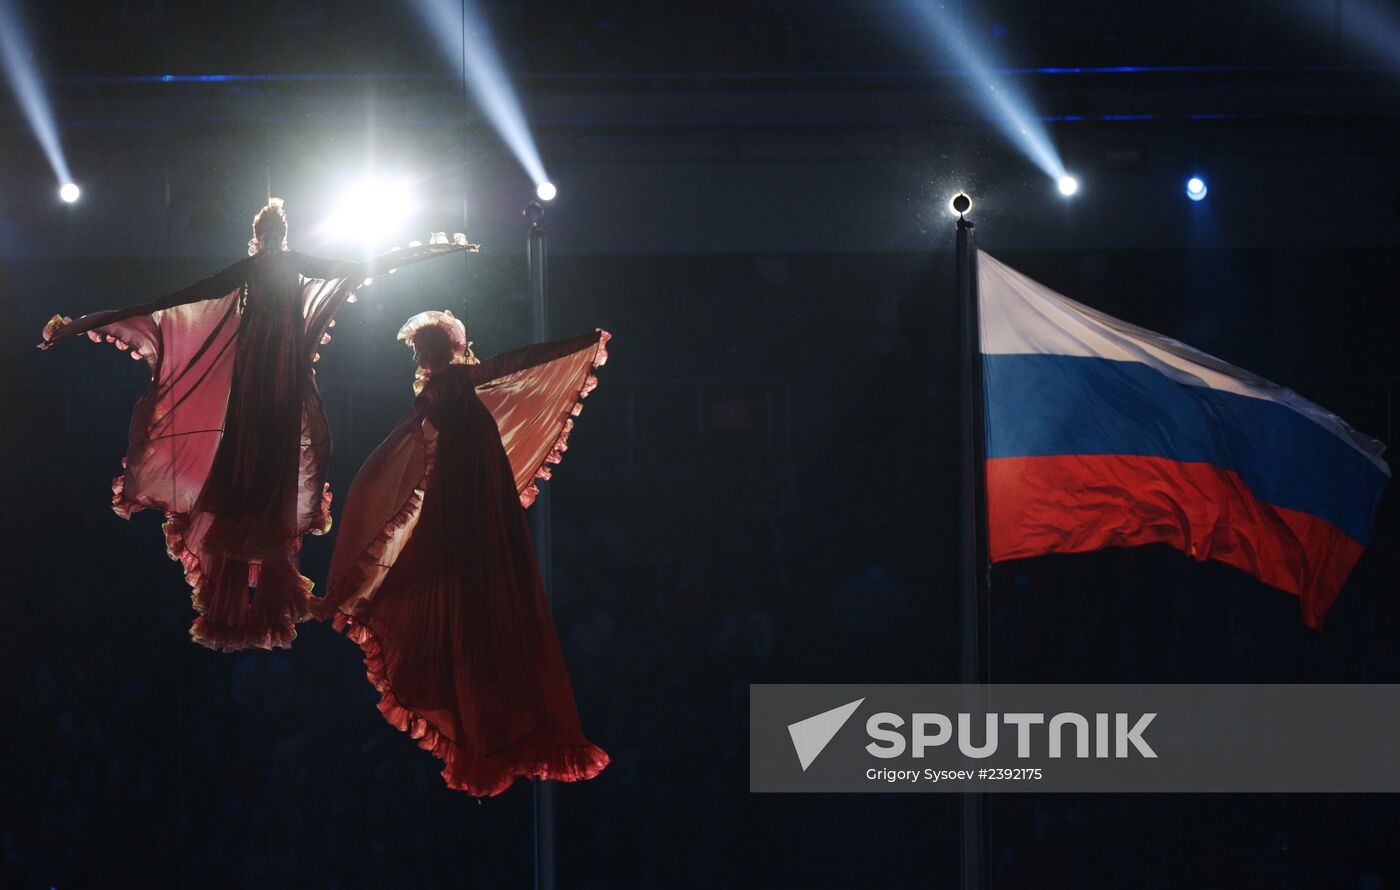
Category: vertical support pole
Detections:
[
  {"x1": 956, "y1": 215, "x2": 991, "y2": 890},
  {"x1": 525, "y1": 200, "x2": 557, "y2": 890}
]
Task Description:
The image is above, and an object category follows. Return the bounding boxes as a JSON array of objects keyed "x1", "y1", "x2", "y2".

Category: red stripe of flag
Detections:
[{"x1": 986, "y1": 453, "x2": 1366, "y2": 628}]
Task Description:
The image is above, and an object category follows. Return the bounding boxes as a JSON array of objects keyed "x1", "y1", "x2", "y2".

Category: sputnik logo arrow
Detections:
[{"x1": 787, "y1": 698, "x2": 865, "y2": 771}]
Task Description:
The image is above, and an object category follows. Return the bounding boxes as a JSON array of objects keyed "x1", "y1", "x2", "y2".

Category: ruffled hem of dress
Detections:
[
  {"x1": 161, "y1": 513, "x2": 211, "y2": 615},
  {"x1": 86, "y1": 328, "x2": 153, "y2": 362},
  {"x1": 188, "y1": 613, "x2": 301, "y2": 652},
  {"x1": 307, "y1": 482, "x2": 334, "y2": 536},
  {"x1": 149, "y1": 493, "x2": 317, "y2": 653},
  {"x1": 330, "y1": 613, "x2": 610, "y2": 797},
  {"x1": 111, "y1": 464, "x2": 144, "y2": 519},
  {"x1": 38, "y1": 320, "x2": 157, "y2": 361},
  {"x1": 520, "y1": 329, "x2": 611, "y2": 508}
]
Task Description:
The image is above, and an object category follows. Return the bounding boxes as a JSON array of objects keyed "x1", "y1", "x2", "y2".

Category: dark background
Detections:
[{"x1": 2, "y1": 1, "x2": 1398, "y2": 887}]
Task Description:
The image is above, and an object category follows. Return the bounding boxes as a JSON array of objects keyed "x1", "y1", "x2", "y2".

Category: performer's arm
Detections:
[
  {"x1": 468, "y1": 331, "x2": 606, "y2": 386},
  {"x1": 297, "y1": 242, "x2": 481, "y2": 348},
  {"x1": 299, "y1": 242, "x2": 481, "y2": 284},
  {"x1": 41, "y1": 258, "x2": 252, "y2": 346},
  {"x1": 150, "y1": 259, "x2": 252, "y2": 309},
  {"x1": 294, "y1": 253, "x2": 367, "y2": 282}
]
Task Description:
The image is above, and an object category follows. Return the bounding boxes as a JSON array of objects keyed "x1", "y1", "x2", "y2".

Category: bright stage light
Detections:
[
  {"x1": 949, "y1": 192, "x2": 972, "y2": 217},
  {"x1": 1186, "y1": 176, "x2": 1208, "y2": 201},
  {"x1": 536, "y1": 181, "x2": 557, "y2": 202},
  {"x1": 328, "y1": 178, "x2": 414, "y2": 245},
  {"x1": 59, "y1": 182, "x2": 80, "y2": 203},
  {"x1": 0, "y1": 0, "x2": 73, "y2": 186},
  {"x1": 1057, "y1": 175, "x2": 1079, "y2": 197},
  {"x1": 909, "y1": 1, "x2": 1068, "y2": 184}
]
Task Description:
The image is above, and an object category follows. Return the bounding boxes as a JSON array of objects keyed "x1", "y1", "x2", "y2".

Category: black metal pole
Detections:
[
  {"x1": 525, "y1": 200, "x2": 557, "y2": 890},
  {"x1": 956, "y1": 214, "x2": 991, "y2": 890}
]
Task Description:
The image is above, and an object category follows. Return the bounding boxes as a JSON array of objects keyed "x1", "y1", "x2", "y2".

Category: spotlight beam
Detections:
[
  {"x1": 907, "y1": 1, "x2": 1067, "y2": 182},
  {"x1": 0, "y1": 0, "x2": 72, "y2": 185},
  {"x1": 411, "y1": 0, "x2": 550, "y2": 189},
  {"x1": 1305, "y1": 0, "x2": 1400, "y2": 71}
]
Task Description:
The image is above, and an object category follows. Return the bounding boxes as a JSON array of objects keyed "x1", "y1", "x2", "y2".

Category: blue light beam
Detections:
[
  {"x1": 410, "y1": 0, "x2": 549, "y2": 188},
  {"x1": 0, "y1": 0, "x2": 72, "y2": 185},
  {"x1": 907, "y1": 1, "x2": 1067, "y2": 182},
  {"x1": 1307, "y1": 0, "x2": 1400, "y2": 71}
]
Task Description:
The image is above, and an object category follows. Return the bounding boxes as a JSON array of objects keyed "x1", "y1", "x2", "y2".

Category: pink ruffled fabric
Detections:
[{"x1": 520, "y1": 330, "x2": 610, "y2": 508}]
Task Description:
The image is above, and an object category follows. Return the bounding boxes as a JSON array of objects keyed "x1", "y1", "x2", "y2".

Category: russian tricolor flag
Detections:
[{"x1": 979, "y1": 252, "x2": 1390, "y2": 628}]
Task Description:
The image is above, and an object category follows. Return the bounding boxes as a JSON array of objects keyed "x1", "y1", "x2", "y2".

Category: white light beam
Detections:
[{"x1": 0, "y1": 0, "x2": 73, "y2": 185}]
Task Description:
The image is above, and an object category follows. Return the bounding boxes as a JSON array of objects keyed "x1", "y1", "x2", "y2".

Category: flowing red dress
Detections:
[
  {"x1": 41, "y1": 243, "x2": 470, "y2": 651},
  {"x1": 316, "y1": 330, "x2": 612, "y2": 796}
]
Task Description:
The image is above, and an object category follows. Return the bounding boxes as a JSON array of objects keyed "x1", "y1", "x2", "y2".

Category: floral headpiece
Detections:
[
  {"x1": 399, "y1": 310, "x2": 477, "y2": 394},
  {"x1": 397, "y1": 308, "x2": 471, "y2": 357}
]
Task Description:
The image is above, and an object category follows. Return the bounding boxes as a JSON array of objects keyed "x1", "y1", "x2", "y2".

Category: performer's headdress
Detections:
[
  {"x1": 249, "y1": 197, "x2": 289, "y2": 256},
  {"x1": 399, "y1": 309, "x2": 478, "y2": 372}
]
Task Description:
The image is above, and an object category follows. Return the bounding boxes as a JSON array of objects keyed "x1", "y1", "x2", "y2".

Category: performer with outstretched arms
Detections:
[
  {"x1": 316, "y1": 310, "x2": 610, "y2": 795},
  {"x1": 39, "y1": 200, "x2": 474, "y2": 652}
]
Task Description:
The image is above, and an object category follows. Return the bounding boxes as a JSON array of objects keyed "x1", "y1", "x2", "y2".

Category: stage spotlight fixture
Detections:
[
  {"x1": 536, "y1": 181, "x2": 557, "y2": 202},
  {"x1": 59, "y1": 182, "x2": 80, "y2": 203},
  {"x1": 950, "y1": 193, "x2": 972, "y2": 217},
  {"x1": 1057, "y1": 175, "x2": 1079, "y2": 197},
  {"x1": 1186, "y1": 176, "x2": 1208, "y2": 201}
]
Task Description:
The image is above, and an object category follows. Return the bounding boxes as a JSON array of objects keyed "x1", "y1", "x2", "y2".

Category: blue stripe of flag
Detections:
[{"x1": 983, "y1": 353, "x2": 1388, "y2": 544}]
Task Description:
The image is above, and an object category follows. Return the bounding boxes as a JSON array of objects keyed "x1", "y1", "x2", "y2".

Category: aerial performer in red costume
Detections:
[
  {"x1": 316, "y1": 310, "x2": 610, "y2": 795},
  {"x1": 39, "y1": 199, "x2": 474, "y2": 652}
]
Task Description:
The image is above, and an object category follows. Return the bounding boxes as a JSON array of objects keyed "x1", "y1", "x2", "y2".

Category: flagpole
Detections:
[
  {"x1": 526, "y1": 199, "x2": 557, "y2": 890},
  {"x1": 955, "y1": 210, "x2": 991, "y2": 890}
]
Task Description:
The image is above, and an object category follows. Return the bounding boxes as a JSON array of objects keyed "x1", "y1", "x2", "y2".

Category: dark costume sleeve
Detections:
[
  {"x1": 296, "y1": 243, "x2": 478, "y2": 356},
  {"x1": 41, "y1": 258, "x2": 252, "y2": 347},
  {"x1": 292, "y1": 253, "x2": 363, "y2": 281},
  {"x1": 293, "y1": 249, "x2": 421, "y2": 281}
]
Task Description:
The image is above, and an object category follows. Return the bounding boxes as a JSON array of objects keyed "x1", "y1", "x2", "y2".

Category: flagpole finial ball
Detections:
[{"x1": 951, "y1": 193, "x2": 972, "y2": 215}]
